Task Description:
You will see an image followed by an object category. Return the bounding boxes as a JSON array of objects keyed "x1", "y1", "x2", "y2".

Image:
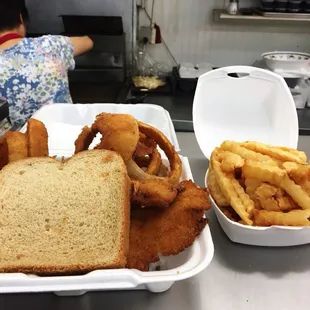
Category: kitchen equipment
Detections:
[
  {"x1": 226, "y1": 0, "x2": 239, "y2": 15},
  {"x1": 60, "y1": 16, "x2": 127, "y2": 84},
  {"x1": 3, "y1": 103, "x2": 215, "y2": 295},
  {"x1": 261, "y1": 0, "x2": 274, "y2": 11},
  {"x1": 262, "y1": 51, "x2": 310, "y2": 73},
  {"x1": 192, "y1": 66, "x2": 304, "y2": 246},
  {"x1": 61, "y1": 15, "x2": 123, "y2": 35},
  {"x1": 291, "y1": 90, "x2": 306, "y2": 109},
  {"x1": 287, "y1": 0, "x2": 302, "y2": 12},
  {"x1": 274, "y1": 0, "x2": 288, "y2": 12}
]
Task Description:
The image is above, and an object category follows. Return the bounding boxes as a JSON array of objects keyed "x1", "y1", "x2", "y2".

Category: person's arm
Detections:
[{"x1": 70, "y1": 36, "x2": 94, "y2": 57}]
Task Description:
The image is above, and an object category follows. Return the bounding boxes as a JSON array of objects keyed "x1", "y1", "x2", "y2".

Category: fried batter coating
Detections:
[
  {"x1": 74, "y1": 126, "x2": 96, "y2": 154},
  {"x1": 26, "y1": 118, "x2": 48, "y2": 157},
  {"x1": 131, "y1": 178, "x2": 177, "y2": 208},
  {"x1": 134, "y1": 133, "x2": 157, "y2": 158},
  {"x1": 92, "y1": 113, "x2": 139, "y2": 163},
  {"x1": 0, "y1": 132, "x2": 28, "y2": 169},
  {"x1": 127, "y1": 180, "x2": 210, "y2": 271}
]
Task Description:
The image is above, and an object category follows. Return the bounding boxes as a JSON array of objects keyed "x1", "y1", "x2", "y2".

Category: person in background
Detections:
[{"x1": 0, "y1": 0, "x2": 93, "y2": 127}]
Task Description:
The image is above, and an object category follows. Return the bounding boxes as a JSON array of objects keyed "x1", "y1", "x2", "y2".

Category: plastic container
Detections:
[
  {"x1": 6, "y1": 103, "x2": 214, "y2": 294},
  {"x1": 192, "y1": 66, "x2": 305, "y2": 247},
  {"x1": 22, "y1": 104, "x2": 179, "y2": 157}
]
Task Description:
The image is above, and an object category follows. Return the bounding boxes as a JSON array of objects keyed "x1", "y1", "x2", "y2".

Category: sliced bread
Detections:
[{"x1": 0, "y1": 149, "x2": 131, "y2": 275}]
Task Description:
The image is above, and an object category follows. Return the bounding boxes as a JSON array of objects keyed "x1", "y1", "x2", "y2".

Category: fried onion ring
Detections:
[
  {"x1": 127, "y1": 121, "x2": 182, "y2": 185},
  {"x1": 134, "y1": 149, "x2": 162, "y2": 176},
  {"x1": 89, "y1": 113, "x2": 139, "y2": 163},
  {"x1": 146, "y1": 149, "x2": 162, "y2": 175},
  {"x1": 134, "y1": 133, "x2": 157, "y2": 158},
  {"x1": 74, "y1": 126, "x2": 96, "y2": 154}
]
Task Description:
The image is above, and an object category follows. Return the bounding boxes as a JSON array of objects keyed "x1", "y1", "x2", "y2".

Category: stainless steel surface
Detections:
[
  {"x1": 1, "y1": 132, "x2": 310, "y2": 309},
  {"x1": 253, "y1": 8, "x2": 310, "y2": 19}
]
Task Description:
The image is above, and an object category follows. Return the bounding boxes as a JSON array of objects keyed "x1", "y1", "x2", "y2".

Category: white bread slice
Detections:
[{"x1": 0, "y1": 150, "x2": 131, "y2": 275}]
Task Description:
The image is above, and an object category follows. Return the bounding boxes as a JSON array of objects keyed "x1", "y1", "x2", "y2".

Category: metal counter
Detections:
[{"x1": 1, "y1": 133, "x2": 310, "y2": 310}]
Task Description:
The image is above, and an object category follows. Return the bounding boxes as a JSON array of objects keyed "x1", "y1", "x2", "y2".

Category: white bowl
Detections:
[
  {"x1": 262, "y1": 51, "x2": 310, "y2": 73},
  {"x1": 205, "y1": 170, "x2": 310, "y2": 247}
]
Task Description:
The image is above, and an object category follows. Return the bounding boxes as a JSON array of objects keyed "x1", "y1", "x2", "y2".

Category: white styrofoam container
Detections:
[
  {"x1": 4, "y1": 103, "x2": 214, "y2": 295},
  {"x1": 21, "y1": 103, "x2": 180, "y2": 157},
  {"x1": 192, "y1": 66, "x2": 308, "y2": 247}
]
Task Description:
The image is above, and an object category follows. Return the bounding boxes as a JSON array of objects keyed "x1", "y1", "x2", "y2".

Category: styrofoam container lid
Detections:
[
  {"x1": 193, "y1": 66, "x2": 303, "y2": 247},
  {"x1": 193, "y1": 66, "x2": 299, "y2": 160},
  {"x1": 21, "y1": 103, "x2": 180, "y2": 157}
]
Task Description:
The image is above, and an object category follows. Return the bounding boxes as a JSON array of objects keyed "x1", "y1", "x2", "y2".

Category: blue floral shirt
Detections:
[{"x1": 0, "y1": 35, "x2": 75, "y2": 127}]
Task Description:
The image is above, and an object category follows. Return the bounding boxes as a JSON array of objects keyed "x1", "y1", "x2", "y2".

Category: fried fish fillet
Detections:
[
  {"x1": 127, "y1": 180, "x2": 210, "y2": 271},
  {"x1": 0, "y1": 132, "x2": 28, "y2": 169},
  {"x1": 131, "y1": 178, "x2": 177, "y2": 208},
  {"x1": 26, "y1": 118, "x2": 49, "y2": 157}
]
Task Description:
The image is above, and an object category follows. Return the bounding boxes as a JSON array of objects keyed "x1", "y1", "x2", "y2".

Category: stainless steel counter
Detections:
[{"x1": 1, "y1": 133, "x2": 310, "y2": 310}]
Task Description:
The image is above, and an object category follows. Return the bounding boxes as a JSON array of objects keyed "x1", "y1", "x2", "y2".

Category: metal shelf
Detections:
[{"x1": 213, "y1": 9, "x2": 310, "y2": 23}]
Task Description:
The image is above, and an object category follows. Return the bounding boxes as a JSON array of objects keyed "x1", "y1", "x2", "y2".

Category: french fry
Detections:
[
  {"x1": 253, "y1": 209, "x2": 310, "y2": 227},
  {"x1": 243, "y1": 160, "x2": 310, "y2": 210},
  {"x1": 219, "y1": 151, "x2": 244, "y2": 173},
  {"x1": 211, "y1": 149, "x2": 253, "y2": 225},
  {"x1": 220, "y1": 141, "x2": 277, "y2": 166},
  {"x1": 278, "y1": 146, "x2": 307, "y2": 163},
  {"x1": 244, "y1": 178, "x2": 262, "y2": 209},
  {"x1": 208, "y1": 140, "x2": 310, "y2": 227},
  {"x1": 255, "y1": 183, "x2": 298, "y2": 212},
  {"x1": 207, "y1": 167, "x2": 230, "y2": 207},
  {"x1": 241, "y1": 141, "x2": 307, "y2": 165},
  {"x1": 243, "y1": 160, "x2": 285, "y2": 186}
]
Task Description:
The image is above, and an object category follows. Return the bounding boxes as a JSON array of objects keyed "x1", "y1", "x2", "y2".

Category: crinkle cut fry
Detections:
[
  {"x1": 207, "y1": 167, "x2": 230, "y2": 207},
  {"x1": 220, "y1": 141, "x2": 277, "y2": 166},
  {"x1": 210, "y1": 148, "x2": 253, "y2": 225},
  {"x1": 240, "y1": 141, "x2": 307, "y2": 165},
  {"x1": 243, "y1": 160, "x2": 310, "y2": 210},
  {"x1": 253, "y1": 209, "x2": 310, "y2": 226},
  {"x1": 219, "y1": 151, "x2": 244, "y2": 173},
  {"x1": 127, "y1": 180, "x2": 210, "y2": 271}
]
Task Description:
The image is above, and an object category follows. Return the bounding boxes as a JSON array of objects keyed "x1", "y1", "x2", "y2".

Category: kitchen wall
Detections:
[
  {"x1": 141, "y1": 0, "x2": 310, "y2": 67},
  {"x1": 25, "y1": 0, "x2": 132, "y2": 57}
]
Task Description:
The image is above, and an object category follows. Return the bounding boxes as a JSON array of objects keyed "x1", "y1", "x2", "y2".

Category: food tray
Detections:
[
  {"x1": 193, "y1": 66, "x2": 304, "y2": 246},
  {"x1": 205, "y1": 170, "x2": 310, "y2": 246},
  {"x1": 21, "y1": 103, "x2": 179, "y2": 157},
  {"x1": 0, "y1": 156, "x2": 214, "y2": 295},
  {"x1": 5, "y1": 103, "x2": 214, "y2": 294}
]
